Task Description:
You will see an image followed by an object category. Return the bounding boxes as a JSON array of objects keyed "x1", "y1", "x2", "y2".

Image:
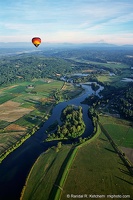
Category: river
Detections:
[{"x1": 0, "y1": 83, "x2": 103, "y2": 200}]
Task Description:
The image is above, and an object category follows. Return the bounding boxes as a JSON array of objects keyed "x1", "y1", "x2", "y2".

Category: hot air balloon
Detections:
[{"x1": 32, "y1": 37, "x2": 41, "y2": 47}]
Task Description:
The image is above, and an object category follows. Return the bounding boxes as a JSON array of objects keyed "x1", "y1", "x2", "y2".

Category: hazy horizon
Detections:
[{"x1": 0, "y1": 0, "x2": 133, "y2": 45}]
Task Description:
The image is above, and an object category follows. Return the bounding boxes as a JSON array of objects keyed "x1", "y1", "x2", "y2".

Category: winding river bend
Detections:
[{"x1": 0, "y1": 83, "x2": 103, "y2": 200}]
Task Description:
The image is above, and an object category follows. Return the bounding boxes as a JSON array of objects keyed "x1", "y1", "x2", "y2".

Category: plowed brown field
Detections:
[
  {"x1": 5, "y1": 124, "x2": 26, "y2": 131},
  {"x1": 0, "y1": 100, "x2": 33, "y2": 122}
]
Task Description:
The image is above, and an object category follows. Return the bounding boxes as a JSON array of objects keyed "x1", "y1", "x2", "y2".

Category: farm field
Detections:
[
  {"x1": 96, "y1": 72, "x2": 132, "y2": 87},
  {"x1": 0, "y1": 79, "x2": 64, "y2": 156},
  {"x1": 0, "y1": 131, "x2": 26, "y2": 154},
  {"x1": 0, "y1": 79, "x2": 83, "y2": 159},
  {"x1": 100, "y1": 116, "x2": 133, "y2": 148},
  {"x1": 103, "y1": 123, "x2": 133, "y2": 148},
  {"x1": 99, "y1": 115, "x2": 133, "y2": 164},
  {"x1": 21, "y1": 145, "x2": 72, "y2": 200},
  {"x1": 0, "y1": 48, "x2": 133, "y2": 200},
  {"x1": 0, "y1": 100, "x2": 33, "y2": 122},
  {"x1": 68, "y1": 57, "x2": 132, "y2": 87},
  {"x1": 99, "y1": 116, "x2": 133, "y2": 147},
  {"x1": 86, "y1": 60, "x2": 129, "y2": 69},
  {"x1": 96, "y1": 67, "x2": 131, "y2": 87},
  {"x1": 21, "y1": 119, "x2": 133, "y2": 200},
  {"x1": 60, "y1": 131, "x2": 133, "y2": 200},
  {"x1": 68, "y1": 57, "x2": 129, "y2": 69},
  {"x1": 61, "y1": 82, "x2": 83, "y2": 100}
]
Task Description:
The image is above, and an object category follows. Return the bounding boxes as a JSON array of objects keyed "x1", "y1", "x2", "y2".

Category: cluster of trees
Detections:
[
  {"x1": 47, "y1": 105, "x2": 85, "y2": 140},
  {"x1": 0, "y1": 55, "x2": 73, "y2": 86},
  {"x1": 1, "y1": 47, "x2": 133, "y2": 87},
  {"x1": 55, "y1": 142, "x2": 62, "y2": 152},
  {"x1": 115, "y1": 85, "x2": 133, "y2": 120},
  {"x1": 100, "y1": 84, "x2": 133, "y2": 120},
  {"x1": 72, "y1": 75, "x2": 98, "y2": 84},
  {"x1": 82, "y1": 94, "x2": 100, "y2": 106},
  {"x1": 88, "y1": 106, "x2": 98, "y2": 133},
  {"x1": 48, "y1": 47, "x2": 133, "y2": 67},
  {"x1": 91, "y1": 83, "x2": 100, "y2": 91},
  {"x1": 84, "y1": 83, "x2": 133, "y2": 121}
]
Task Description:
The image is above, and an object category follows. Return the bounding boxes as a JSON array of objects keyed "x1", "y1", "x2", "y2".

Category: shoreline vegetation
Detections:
[
  {"x1": 46, "y1": 105, "x2": 86, "y2": 141},
  {"x1": 0, "y1": 48, "x2": 133, "y2": 199},
  {"x1": 0, "y1": 83, "x2": 84, "y2": 163},
  {"x1": 53, "y1": 124, "x2": 101, "y2": 200},
  {"x1": 20, "y1": 107, "x2": 133, "y2": 200},
  {"x1": 20, "y1": 110, "x2": 100, "y2": 200},
  {"x1": 0, "y1": 113, "x2": 50, "y2": 163}
]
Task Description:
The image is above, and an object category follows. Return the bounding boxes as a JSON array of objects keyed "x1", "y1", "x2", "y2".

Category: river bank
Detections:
[
  {"x1": 20, "y1": 121, "x2": 101, "y2": 200},
  {"x1": 0, "y1": 82, "x2": 103, "y2": 200}
]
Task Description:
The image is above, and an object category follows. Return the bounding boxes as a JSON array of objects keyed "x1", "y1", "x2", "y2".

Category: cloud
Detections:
[
  {"x1": 0, "y1": 26, "x2": 133, "y2": 45},
  {"x1": 0, "y1": 0, "x2": 133, "y2": 44},
  {"x1": 44, "y1": 30, "x2": 133, "y2": 45}
]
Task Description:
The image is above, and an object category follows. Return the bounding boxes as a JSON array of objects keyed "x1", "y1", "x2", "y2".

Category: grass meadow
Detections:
[
  {"x1": 22, "y1": 129, "x2": 133, "y2": 200},
  {"x1": 0, "y1": 93, "x2": 15, "y2": 104},
  {"x1": 69, "y1": 57, "x2": 132, "y2": 87},
  {"x1": 21, "y1": 116, "x2": 133, "y2": 200},
  {"x1": 60, "y1": 131, "x2": 133, "y2": 200},
  {"x1": 21, "y1": 145, "x2": 72, "y2": 200},
  {"x1": 87, "y1": 60, "x2": 129, "y2": 69},
  {"x1": 99, "y1": 115, "x2": 133, "y2": 148},
  {"x1": 0, "y1": 79, "x2": 64, "y2": 156},
  {"x1": 0, "y1": 79, "x2": 83, "y2": 161},
  {"x1": 69, "y1": 58, "x2": 129, "y2": 69}
]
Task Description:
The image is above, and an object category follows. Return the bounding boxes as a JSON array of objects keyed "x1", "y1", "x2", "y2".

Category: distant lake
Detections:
[
  {"x1": 72, "y1": 73, "x2": 89, "y2": 77},
  {"x1": 109, "y1": 72, "x2": 115, "y2": 76},
  {"x1": 121, "y1": 78, "x2": 133, "y2": 82}
]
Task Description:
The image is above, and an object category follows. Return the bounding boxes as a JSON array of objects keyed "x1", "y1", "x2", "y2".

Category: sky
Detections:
[{"x1": 0, "y1": 0, "x2": 133, "y2": 45}]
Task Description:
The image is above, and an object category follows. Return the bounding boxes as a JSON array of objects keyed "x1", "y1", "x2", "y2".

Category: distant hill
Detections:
[{"x1": 0, "y1": 42, "x2": 133, "y2": 49}]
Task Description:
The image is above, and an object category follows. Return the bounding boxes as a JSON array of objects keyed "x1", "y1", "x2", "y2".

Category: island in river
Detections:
[
  {"x1": 21, "y1": 83, "x2": 133, "y2": 199},
  {"x1": 0, "y1": 47, "x2": 133, "y2": 200},
  {"x1": 0, "y1": 79, "x2": 100, "y2": 200},
  {"x1": 46, "y1": 105, "x2": 86, "y2": 141}
]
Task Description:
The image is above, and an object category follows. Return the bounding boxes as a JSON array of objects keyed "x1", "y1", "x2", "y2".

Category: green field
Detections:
[
  {"x1": 4, "y1": 85, "x2": 27, "y2": 94},
  {"x1": 96, "y1": 72, "x2": 132, "y2": 87},
  {"x1": 0, "y1": 93, "x2": 15, "y2": 104},
  {"x1": 60, "y1": 131, "x2": 133, "y2": 200},
  {"x1": 0, "y1": 79, "x2": 83, "y2": 161},
  {"x1": 96, "y1": 74, "x2": 116, "y2": 84},
  {"x1": 0, "y1": 120, "x2": 10, "y2": 129},
  {"x1": 103, "y1": 124, "x2": 133, "y2": 148},
  {"x1": 33, "y1": 81, "x2": 63, "y2": 92},
  {"x1": 69, "y1": 58, "x2": 129, "y2": 69},
  {"x1": 21, "y1": 145, "x2": 72, "y2": 200},
  {"x1": 69, "y1": 57, "x2": 132, "y2": 87},
  {"x1": 99, "y1": 115, "x2": 133, "y2": 148},
  {"x1": 87, "y1": 60, "x2": 129, "y2": 69},
  {"x1": 21, "y1": 127, "x2": 133, "y2": 200},
  {"x1": 0, "y1": 80, "x2": 64, "y2": 156}
]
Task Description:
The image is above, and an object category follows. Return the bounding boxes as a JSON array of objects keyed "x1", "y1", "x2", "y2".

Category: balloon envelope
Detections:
[{"x1": 32, "y1": 37, "x2": 41, "y2": 47}]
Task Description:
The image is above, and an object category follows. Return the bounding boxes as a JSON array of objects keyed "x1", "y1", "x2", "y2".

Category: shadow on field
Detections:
[
  {"x1": 118, "y1": 162, "x2": 125, "y2": 166},
  {"x1": 118, "y1": 168, "x2": 132, "y2": 177},
  {"x1": 115, "y1": 176, "x2": 133, "y2": 185},
  {"x1": 24, "y1": 99, "x2": 46, "y2": 113},
  {"x1": 99, "y1": 138, "x2": 107, "y2": 142},
  {"x1": 29, "y1": 157, "x2": 57, "y2": 198},
  {"x1": 48, "y1": 148, "x2": 74, "y2": 200},
  {"x1": 24, "y1": 99, "x2": 40, "y2": 105},
  {"x1": 104, "y1": 147, "x2": 117, "y2": 154}
]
